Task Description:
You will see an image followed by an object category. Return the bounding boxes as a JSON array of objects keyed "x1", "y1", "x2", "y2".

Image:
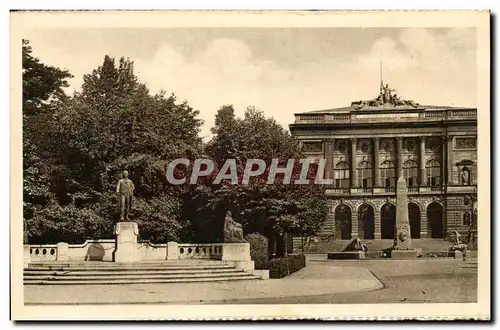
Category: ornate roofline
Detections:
[{"x1": 350, "y1": 81, "x2": 420, "y2": 110}]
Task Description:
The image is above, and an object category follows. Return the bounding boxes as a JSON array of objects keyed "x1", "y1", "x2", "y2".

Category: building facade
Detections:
[{"x1": 289, "y1": 83, "x2": 477, "y2": 241}]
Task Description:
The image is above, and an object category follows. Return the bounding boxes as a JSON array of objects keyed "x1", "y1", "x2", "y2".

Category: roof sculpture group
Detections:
[{"x1": 351, "y1": 81, "x2": 420, "y2": 110}]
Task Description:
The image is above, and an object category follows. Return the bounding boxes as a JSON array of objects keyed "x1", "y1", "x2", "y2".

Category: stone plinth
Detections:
[
  {"x1": 56, "y1": 242, "x2": 70, "y2": 261},
  {"x1": 222, "y1": 243, "x2": 254, "y2": 270},
  {"x1": 391, "y1": 250, "x2": 418, "y2": 259},
  {"x1": 327, "y1": 251, "x2": 366, "y2": 260},
  {"x1": 113, "y1": 222, "x2": 140, "y2": 263},
  {"x1": 166, "y1": 241, "x2": 179, "y2": 260},
  {"x1": 251, "y1": 269, "x2": 270, "y2": 279},
  {"x1": 24, "y1": 245, "x2": 31, "y2": 268}
]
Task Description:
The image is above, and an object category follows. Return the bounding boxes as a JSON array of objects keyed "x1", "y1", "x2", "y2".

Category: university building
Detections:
[{"x1": 289, "y1": 82, "x2": 477, "y2": 242}]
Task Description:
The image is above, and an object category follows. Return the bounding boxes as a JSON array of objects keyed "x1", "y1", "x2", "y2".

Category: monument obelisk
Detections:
[{"x1": 391, "y1": 176, "x2": 418, "y2": 259}]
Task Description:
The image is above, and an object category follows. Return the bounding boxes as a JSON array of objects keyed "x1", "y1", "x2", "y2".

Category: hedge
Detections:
[
  {"x1": 245, "y1": 233, "x2": 269, "y2": 270},
  {"x1": 269, "y1": 254, "x2": 306, "y2": 278}
]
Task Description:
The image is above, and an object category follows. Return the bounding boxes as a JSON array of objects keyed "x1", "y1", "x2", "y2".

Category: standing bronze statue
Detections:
[{"x1": 116, "y1": 170, "x2": 135, "y2": 221}]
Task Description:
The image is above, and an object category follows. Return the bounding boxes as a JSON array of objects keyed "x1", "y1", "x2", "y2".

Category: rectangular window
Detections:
[
  {"x1": 408, "y1": 177, "x2": 414, "y2": 187},
  {"x1": 385, "y1": 178, "x2": 391, "y2": 188}
]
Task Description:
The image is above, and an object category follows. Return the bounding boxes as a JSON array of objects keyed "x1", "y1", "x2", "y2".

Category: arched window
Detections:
[
  {"x1": 357, "y1": 161, "x2": 372, "y2": 188},
  {"x1": 426, "y1": 159, "x2": 441, "y2": 187},
  {"x1": 403, "y1": 160, "x2": 418, "y2": 187},
  {"x1": 463, "y1": 211, "x2": 472, "y2": 226},
  {"x1": 334, "y1": 161, "x2": 350, "y2": 188},
  {"x1": 380, "y1": 160, "x2": 395, "y2": 188}
]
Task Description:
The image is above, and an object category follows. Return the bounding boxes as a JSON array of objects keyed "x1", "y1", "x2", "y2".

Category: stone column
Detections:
[
  {"x1": 350, "y1": 138, "x2": 357, "y2": 188},
  {"x1": 324, "y1": 139, "x2": 334, "y2": 181},
  {"x1": 351, "y1": 210, "x2": 358, "y2": 239},
  {"x1": 396, "y1": 137, "x2": 403, "y2": 178},
  {"x1": 446, "y1": 136, "x2": 454, "y2": 185},
  {"x1": 373, "y1": 137, "x2": 381, "y2": 187},
  {"x1": 419, "y1": 137, "x2": 426, "y2": 186},
  {"x1": 374, "y1": 209, "x2": 381, "y2": 239},
  {"x1": 420, "y1": 209, "x2": 428, "y2": 238}
]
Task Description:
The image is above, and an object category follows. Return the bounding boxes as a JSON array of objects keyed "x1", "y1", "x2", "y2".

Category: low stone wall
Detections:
[
  {"x1": 68, "y1": 240, "x2": 116, "y2": 261},
  {"x1": 26, "y1": 240, "x2": 230, "y2": 263},
  {"x1": 26, "y1": 222, "x2": 253, "y2": 271}
]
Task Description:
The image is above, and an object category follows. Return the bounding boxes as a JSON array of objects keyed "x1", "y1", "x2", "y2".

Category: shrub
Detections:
[
  {"x1": 269, "y1": 254, "x2": 306, "y2": 278},
  {"x1": 245, "y1": 232, "x2": 269, "y2": 270}
]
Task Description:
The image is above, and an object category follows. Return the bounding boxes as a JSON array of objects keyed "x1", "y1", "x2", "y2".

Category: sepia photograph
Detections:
[{"x1": 10, "y1": 10, "x2": 490, "y2": 320}]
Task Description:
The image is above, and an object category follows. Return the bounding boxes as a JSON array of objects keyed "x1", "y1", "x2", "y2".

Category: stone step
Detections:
[
  {"x1": 24, "y1": 271, "x2": 251, "y2": 281},
  {"x1": 26, "y1": 264, "x2": 235, "y2": 271},
  {"x1": 24, "y1": 268, "x2": 245, "y2": 276},
  {"x1": 27, "y1": 260, "x2": 229, "y2": 267},
  {"x1": 24, "y1": 274, "x2": 260, "y2": 285}
]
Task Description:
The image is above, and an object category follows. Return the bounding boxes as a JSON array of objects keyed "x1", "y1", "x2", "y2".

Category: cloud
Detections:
[{"x1": 26, "y1": 28, "x2": 476, "y2": 140}]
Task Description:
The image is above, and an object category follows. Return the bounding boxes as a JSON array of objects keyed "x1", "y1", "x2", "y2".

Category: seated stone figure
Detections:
[
  {"x1": 449, "y1": 230, "x2": 467, "y2": 261},
  {"x1": 343, "y1": 237, "x2": 368, "y2": 252},
  {"x1": 223, "y1": 210, "x2": 246, "y2": 243}
]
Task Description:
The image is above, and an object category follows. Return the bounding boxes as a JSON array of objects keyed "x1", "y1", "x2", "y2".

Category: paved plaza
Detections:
[{"x1": 24, "y1": 256, "x2": 477, "y2": 305}]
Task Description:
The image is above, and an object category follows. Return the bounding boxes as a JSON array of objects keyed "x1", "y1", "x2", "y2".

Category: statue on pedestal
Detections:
[
  {"x1": 223, "y1": 210, "x2": 246, "y2": 243},
  {"x1": 449, "y1": 230, "x2": 468, "y2": 261},
  {"x1": 116, "y1": 170, "x2": 135, "y2": 221}
]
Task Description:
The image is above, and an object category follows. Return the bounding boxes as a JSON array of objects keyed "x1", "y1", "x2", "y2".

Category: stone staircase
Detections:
[{"x1": 24, "y1": 260, "x2": 260, "y2": 285}]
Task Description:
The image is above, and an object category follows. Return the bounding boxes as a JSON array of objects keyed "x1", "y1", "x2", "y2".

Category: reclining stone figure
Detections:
[{"x1": 343, "y1": 237, "x2": 368, "y2": 252}]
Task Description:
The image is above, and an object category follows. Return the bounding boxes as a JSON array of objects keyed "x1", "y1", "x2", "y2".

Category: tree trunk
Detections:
[
  {"x1": 267, "y1": 235, "x2": 276, "y2": 259},
  {"x1": 276, "y1": 234, "x2": 285, "y2": 257}
]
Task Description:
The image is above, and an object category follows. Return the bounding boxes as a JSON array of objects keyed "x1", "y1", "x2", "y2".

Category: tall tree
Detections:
[
  {"x1": 25, "y1": 54, "x2": 203, "y2": 244},
  {"x1": 188, "y1": 106, "x2": 328, "y2": 256},
  {"x1": 22, "y1": 39, "x2": 73, "y2": 243}
]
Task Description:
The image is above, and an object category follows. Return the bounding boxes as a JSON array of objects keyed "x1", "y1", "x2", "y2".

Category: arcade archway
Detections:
[
  {"x1": 334, "y1": 204, "x2": 352, "y2": 240},
  {"x1": 381, "y1": 203, "x2": 396, "y2": 239},
  {"x1": 408, "y1": 202, "x2": 421, "y2": 239},
  {"x1": 358, "y1": 204, "x2": 374, "y2": 239},
  {"x1": 427, "y1": 202, "x2": 444, "y2": 238}
]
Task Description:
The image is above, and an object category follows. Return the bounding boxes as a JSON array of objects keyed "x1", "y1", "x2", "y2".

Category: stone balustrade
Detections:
[
  {"x1": 26, "y1": 240, "x2": 230, "y2": 263},
  {"x1": 294, "y1": 109, "x2": 476, "y2": 124},
  {"x1": 28, "y1": 244, "x2": 57, "y2": 262},
  {"x1": 24, "y1": 222, "x2": 256, "y2": 272},
  {"x1": 177, "y1": 243, "x2": 223, "y2": 260}
]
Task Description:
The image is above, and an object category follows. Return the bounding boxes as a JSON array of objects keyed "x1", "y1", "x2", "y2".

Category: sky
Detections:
[{"x1": 24, "y1": 27, "x2": 477, "y2": 139}]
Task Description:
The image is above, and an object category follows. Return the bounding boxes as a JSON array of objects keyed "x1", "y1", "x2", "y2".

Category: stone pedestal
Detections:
[
  {"x1": 222, "y1": 243, "x2": 254, "y2": 270},
  {"x1": 23, "y1": 245, "x2": 31, "y2": 268},
  {"x1": 251, "y1": 269, "x2": 270, "y2": 279},
  {"x1": 391, "y1": 250, "x2": 418, "y2": 259},
  {"x1": 454, "y1": 250, "x2": 465, "y2": 260},
  {"x1": 113, "y1": 222, "x2": 140, "y2": 263},
  {"x1": 56, "y1": 242, "x2": 70, "y2": 261},
  {"x1": 327, "y1": 251, "x2": 366, "y2": 260},
  {"x1": 166, "y1": 241, "x2": 179, "y2": 260}
]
